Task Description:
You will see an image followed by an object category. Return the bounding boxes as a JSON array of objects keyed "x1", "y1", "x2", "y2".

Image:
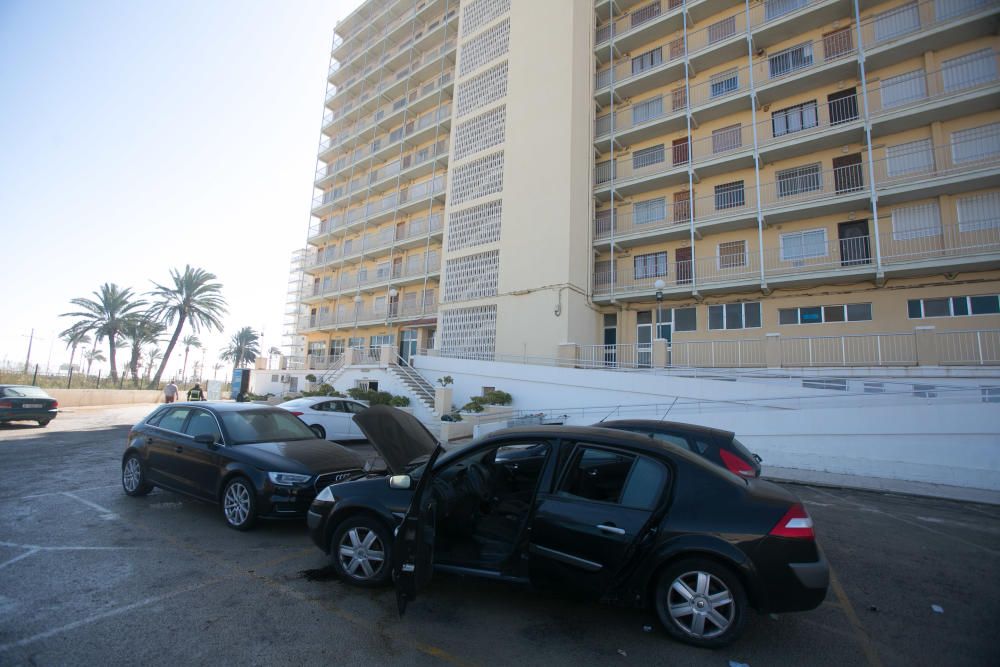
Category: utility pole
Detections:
[{"x1": 23, "y1": 328, "x2": 34, "y2": 375}]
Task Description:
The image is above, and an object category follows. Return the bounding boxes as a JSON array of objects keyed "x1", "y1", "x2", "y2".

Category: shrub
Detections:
[
  {"x1": 305, "y1": 374, "x2": 317, "y2": 383},
  {"x1": 437, "y1": 376, "x2": 453, "y2": 387},
  {"x1": 390, "y1": 395, "x2": 411, "y2": 407},
  {"x1": 483, "y1": 390, "x2": 512, "y2": 406},
  {"x1": 461, "y1": 400, "x2": 485, "y2": 413}
]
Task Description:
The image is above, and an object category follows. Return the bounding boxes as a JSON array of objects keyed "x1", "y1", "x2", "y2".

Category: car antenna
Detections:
[
  {"x1": 659, "y1": 397, "x2": 678, "y2": 420},
  {"x1": 596, "y1": 406, "x2": 620, "y2": 423}
]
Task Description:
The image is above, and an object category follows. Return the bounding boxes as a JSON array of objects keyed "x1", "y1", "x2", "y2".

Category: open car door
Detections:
[{"x1": 392, "y1": 444, "x2": 444, "y2": 615}]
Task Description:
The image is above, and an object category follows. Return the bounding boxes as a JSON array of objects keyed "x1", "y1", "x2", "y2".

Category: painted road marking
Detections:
[
  {"x1": 62, "y1": 491, "x2": 118, "y2": 520},
  {"x1": 829, "y1": 567, "x2": 884, "y2": 667}
]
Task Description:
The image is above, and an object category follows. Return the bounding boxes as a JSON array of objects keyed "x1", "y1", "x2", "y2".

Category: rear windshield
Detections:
[
  {"x1": 730, "y1": 438, "x2": 757, "y2": 463},
  {"x1": 219, "y1": 409, "x2": 317, "y2": 445},
  {"x1": 1, "y1": 386, "x2": 50, "y2": 398},
  {"x1": 279, "y1": 398, "x2": 312, "y2": 407}
]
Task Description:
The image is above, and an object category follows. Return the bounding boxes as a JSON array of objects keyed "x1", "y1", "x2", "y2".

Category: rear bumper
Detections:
[
  {"x1": 0, "y1": 409, "x2": 58, "y2": 422},
  {"x1": 753, "y1": 540, "x2": 830, "y2": 613},
  {"x1": 790, "y1": 552, "x2": 830, "y2": 591}
]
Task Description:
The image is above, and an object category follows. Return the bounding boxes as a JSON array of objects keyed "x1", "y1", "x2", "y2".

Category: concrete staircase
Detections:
[{"x1": 388, "y1": 362, "x2": 437, "y2": 414}]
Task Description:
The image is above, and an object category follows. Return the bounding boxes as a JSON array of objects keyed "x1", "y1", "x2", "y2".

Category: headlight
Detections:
[
  {"x1": 268, "y1": 472, "x2": 312, "y2": 486},
  {"x1": 316, "y1": 485, "x2": 337, "y2": 503}
]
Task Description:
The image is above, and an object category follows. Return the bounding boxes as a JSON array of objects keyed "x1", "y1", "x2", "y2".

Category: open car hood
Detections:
[{"x1": 352, "y1": 404, "x2": 440, "y2": 475}]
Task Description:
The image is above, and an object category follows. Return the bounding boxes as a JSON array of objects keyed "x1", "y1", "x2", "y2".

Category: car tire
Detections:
[
  {"x1": 654, "y1": 558, "x2": 748, "y2": 648},
  {"x1": 330, "y1": 515, "x2": 392, "y2": 588},
  {"x1": 122, "y1": 454, "x2": 154, "y2": 497},
  {"x1": 222, "y1": 476, "x2": 257, "y2": 531},
  {"x1": 310, "y1": 424, "x2": 327, "y2": 439},
  {"x1": 37, "y1": 419, "x2": 50, "y2": 427}
]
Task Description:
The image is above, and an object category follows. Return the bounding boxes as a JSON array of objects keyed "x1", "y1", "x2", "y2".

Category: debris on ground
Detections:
[
  {"x1": 931, "y1": 604, "x2": 944, "y2": 614},
  {"x1": 617, "y1": 649, "x2": 627, "y2": 657},
  {"x1": 729, "y1": 661, "x2": 750, "y2": 667},
  {"x1": 642, "y1": 625, "x2": 653, "y2": 633},
  {"x1": 868, "y1": 605, "x2": 879, "y2": 612}
]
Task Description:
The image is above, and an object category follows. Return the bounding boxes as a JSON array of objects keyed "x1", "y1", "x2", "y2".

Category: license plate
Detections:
[{"x1": 23, "y1": 403, "x2": 42, "y2": 408}]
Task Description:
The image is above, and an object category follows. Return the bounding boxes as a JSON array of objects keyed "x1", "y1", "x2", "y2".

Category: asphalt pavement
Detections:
[{"x1": 0, "y1": 404, "x2": 998, "y2": 666}]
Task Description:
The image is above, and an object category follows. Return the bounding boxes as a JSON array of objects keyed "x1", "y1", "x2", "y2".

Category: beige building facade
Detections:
[{"x1": 295, "y1": 0, "x2": 1000, "y2": 370}]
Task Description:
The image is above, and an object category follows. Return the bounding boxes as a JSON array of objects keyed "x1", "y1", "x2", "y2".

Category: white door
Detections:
[{"x1": 308, "y1": 400, "x2": 354, "y2": 440}]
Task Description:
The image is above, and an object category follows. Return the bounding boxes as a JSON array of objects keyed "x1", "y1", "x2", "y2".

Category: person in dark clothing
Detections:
[{"x1": 186, "y1": 383, "x2": 206, "y2": 401}]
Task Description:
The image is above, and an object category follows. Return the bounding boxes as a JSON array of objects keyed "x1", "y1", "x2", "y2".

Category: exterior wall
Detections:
[{"x1": 47, "y1": 389, "x2": 162, "y2": 408}]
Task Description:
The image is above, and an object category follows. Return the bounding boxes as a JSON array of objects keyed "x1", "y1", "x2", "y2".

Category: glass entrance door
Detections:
[
  {"x1": 399, "y1": 330, "x2": 418, "y2": 365},
  {"x1": 637, "y1": 311, "x2": 653, "y2": 368}
]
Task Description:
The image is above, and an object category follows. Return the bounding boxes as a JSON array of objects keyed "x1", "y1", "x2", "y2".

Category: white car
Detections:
[{"x1": 277, "y1": 397, "x2": 368, "y2": 441}]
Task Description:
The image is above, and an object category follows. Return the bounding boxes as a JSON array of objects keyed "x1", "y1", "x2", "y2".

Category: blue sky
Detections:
[{"x1": 0, "y1": 0, "x2": 362, "y2": 379}]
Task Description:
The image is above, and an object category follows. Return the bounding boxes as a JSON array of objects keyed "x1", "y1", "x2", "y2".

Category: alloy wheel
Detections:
[
  {"x1": 338, "y1": 526, "x2": 386, "y2": 580},
  {"x1": 123, "y1": 458, "x2": 142, "y2": 493},
  {"x1": 666, "y1": 570, "x2": 735, "y2": 639},
  {"x1": 223, "y1": 481, "x2": 251, "y2": 527}
]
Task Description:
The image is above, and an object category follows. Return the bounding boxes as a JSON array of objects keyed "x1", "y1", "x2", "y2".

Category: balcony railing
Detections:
[
  {"x1": 306, "y1": 214, "x2": 443, "y2": 270},
  {"x1": 860, "y1": 0, "x2": 994, "y2": 50},
  {"x1": 881, "y1": 220, "x2": 1000, "y2": 268},
  {"x1": 871, "y1": 128, "x2": 1000, "y2": 190},
  {"x1": 868, "y1": 50, "x2": 1000, "y2": 116},
  {"x1": 298, "y1": 298, "x2": 439, "y2": 332},
  {"x1": 595, "y1": 186, "x2": 758, "y2": 241},
  {"x1": 317, "y1": 138, "x2": 449, "y2": 190}
]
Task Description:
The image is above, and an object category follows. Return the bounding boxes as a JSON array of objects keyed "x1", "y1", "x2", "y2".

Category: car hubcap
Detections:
[
  {"x1": 123, "y1": 458, "x2": 141, "y2": 492},
  {"x1": 338, "y1": 527, "x2": 385, "y2": 580},
  {"x1": 667, "y1": 571, "x2": 734, "y2": 638},
  {"x1": 224, "y1": 482, "x2": 251, "y2": 526}
]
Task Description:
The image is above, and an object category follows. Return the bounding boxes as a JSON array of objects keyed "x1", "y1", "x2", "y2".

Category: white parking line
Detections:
[
  {"x1": 0, "y1": 578, "x2": 224, "y2": 654},
  {"x1": 23, "y1": 484, "x2": 118, "y2": 499},
  {"x1": 61, "y1": 492, "x2": 117, "y2": 520},
  {"x1": 0, "y1": 550, "x2": 39, "y2": 571}
]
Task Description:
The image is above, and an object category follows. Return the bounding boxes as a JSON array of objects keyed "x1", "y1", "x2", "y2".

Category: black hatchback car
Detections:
[
  {"x1": 307, "y1": 406, "x2": 828, "y2": 647},
  {"x1": 0, "y1": 385, "x2": 59, "y2": 427},
  {"x1": 594, "y1": 419, "x2": 762, "y2": 478},
  {"x1": 121, "y1": 402, "x2": 365, "y2": 530}
]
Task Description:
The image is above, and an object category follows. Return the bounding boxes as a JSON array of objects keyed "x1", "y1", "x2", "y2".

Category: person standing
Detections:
[
  {"x1": 186, "y1": 383, "x2": 205, "y2": 401},
  {"x1": 164, "y1": 380, "x2": 179, "y2": 404}
]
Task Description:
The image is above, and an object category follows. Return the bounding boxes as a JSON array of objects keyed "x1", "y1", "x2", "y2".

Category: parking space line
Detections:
[
  {"x1": 829, "y1": 566, "x2": 884, "y2": 667},
  {"x1": 0, "y1": 578, "x2": 227, "y2": 654},
  {"x1": 23, "y1": 484, "x2": 118, "y2": 499},
  {"x1": 61, "y1": 491, "x2": 118, "y2": 519},
  {"x1": 0, "y1": 549, "x2": 39, "y2": 571}
]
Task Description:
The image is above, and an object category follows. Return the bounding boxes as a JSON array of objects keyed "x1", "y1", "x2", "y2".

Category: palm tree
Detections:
[
  {"x1": 220, "y1": 327, "x2": 261, "y2": 370},
  {"x1": 144, "y1": 347, "x2": 162, "y2": 385},
  {"x1": 147, "y1": 266, "x2": 227, "y2": 389},
  {"x1": 268, "y1": 346, "x2": 281, "y2": 368},
  {"x1": 60, "y1": 284, "x2": 146, "y2": 384},
  {"x1": 84, "y1": 348, "x2": 106, "y2": 377},
  {"x1": 59, "y1": 325, "x2": 92, "y2": 384},
  {"x1": 212, "y1": 362, "x2": 224, "y2": 380},
  {"x1": 121, "y1": 319, "x2": 165, "y2": 387},
  {"x1": 180, "y1": 334, "x2": 202, "y2": 383}
]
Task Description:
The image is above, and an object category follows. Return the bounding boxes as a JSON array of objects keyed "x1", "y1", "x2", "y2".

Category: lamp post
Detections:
[{"x1": 654, "y1": 279, "x2": 665, "y2": 339}]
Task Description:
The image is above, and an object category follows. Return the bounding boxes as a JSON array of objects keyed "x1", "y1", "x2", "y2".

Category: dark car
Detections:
[
  {"x1": 307, "y1": 406, "x2": 827, "y2": 648},
  {"x1": 121, "y1": 402, "x2": 366, "y2": 530},
  {"x1": 0, "y1": 385, "x2": 59, "y2": 427},
  {"x1": 594, "y1": 419, "x2": 762, "y2": 478}
]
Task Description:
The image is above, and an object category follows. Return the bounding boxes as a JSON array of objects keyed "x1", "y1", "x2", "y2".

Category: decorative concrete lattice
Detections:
[
  {"x1": 457, "y1": 60, "x2": 508, "y2": 117},
  {"x1": 451, "y1": 150, "x2": 504, "y2": 205},
  {"x1": 447, "y1": 199, "x2": 502, "y2": 251},
  {"x1": 453, "y1": 105, "x2": 507, "y2": 161},
  {"x1": 439, "y1": 304, "x2": 498, "y2": 359},
  {"x1": 443, "y1": 249, "x2": 500, "y2": 302},
  {"x1": 461, "y1": 0, "x2": 510, "y2": 36},
  {"x1": 459, "y1": 18, "x2": 510, "y2": 77}
]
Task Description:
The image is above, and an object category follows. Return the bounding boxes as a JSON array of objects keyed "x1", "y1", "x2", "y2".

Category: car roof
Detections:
[
  {"x1": 160, "y1": 402, "x2": 283, "y2": 412},
  {"x1": 595, "y1": 419, "x2": 735, "y2": 442}
]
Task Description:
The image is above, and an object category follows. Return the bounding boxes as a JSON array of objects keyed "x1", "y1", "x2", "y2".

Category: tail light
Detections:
[
  {"x1": 0, "y1": 400, "x2": 12, "y2": 408},
  {"x1": 770, "y1": 504, "x2": 815, "y2": 539},
  {"x1": 289, "y1": 411, "x2": 304, "y2": 417},
  {"x1": 720, "y1": 449, "x2": 756, "y2": 478},
  {"x1": 52, "y1": 400, "x2": 59, "y2": 409}
]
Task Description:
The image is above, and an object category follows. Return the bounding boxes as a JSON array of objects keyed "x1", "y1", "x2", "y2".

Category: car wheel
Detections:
[
  {"x1": 37, "y1": 419, "x2": 51, "y2": 427},
  {"x1": 310, "y1": 424, "x2": 327, "y2": 439},
  {"x1": 655, "y1": 558, "x2": 748, "y2": 648},
  {"x1": 330, "y1": 516, "x2": 391, "y2": 587},
  {"x1": 122, "y1": 454, "x2": 153, "y2": 497},
  {"x1": 222, "y1": 477, "x2": 257, "y2": 531}
]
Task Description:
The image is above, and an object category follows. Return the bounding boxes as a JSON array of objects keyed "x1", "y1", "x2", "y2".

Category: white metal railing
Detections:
[
  {"x1": 780, "y1": 333, "x2": 917, "y2": 366},
  {"x1": 670, "y1": 339, "x2": 766, "y2": 368},
  {"x1": 860, "y1": 0, "x2": 994, "y2": 50},
  {"x1": 869, "y1": 51, "x2": 999, "y2": 116},
  {"x1": 937, "y1": 329, "x2": 1000, "y2": 365},
  {"x1": 297, "y1": 299, "x2": 438, "y2": 332},
  {"x1": 305, "y1": 213, "x2": 443, "y2": 271},
  {"x1": 881, "y1": 220, "x2": 1000, "y2": 267},
  {"x1": 577, "y1": 344, "x2": 647, "y2": 369},
  {"x1": 871, "y1": 128, "x2": 1000, "y2": 189}
]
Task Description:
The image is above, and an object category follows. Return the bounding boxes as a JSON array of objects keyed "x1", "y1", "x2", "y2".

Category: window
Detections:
[
  {"x1": 765, "y1": 0, "x2": 808, "y2": 21},
  {"x1": 772, "y1": 101, "x2": 818, "y2": 137},
  {"x1": 711, "y1": 124, "x2": 742, "y2": 154},
  {"x1": 780, "y1": 228, "x2": 827, "y2": 261},
  {"x1": 873, "y1": 2, "x2": 920, "y2": 43},
  {"x1": 891, "y1": 202, "x2": 942, "y2": 240},
  {"x1": 709, "y1": 302, "x2": 761, "y2": 330},
  {"x1": 714, "y1": 181, "x2": 745, "y2": 210},
  {"x1": 776, "y1": 163, "x2": 821, "y2": 198},
  {"x1": 769, "y1": 42, "x2": 813, "y2": 78},
  {"x1": 710, "y1": 69, "x2": 739, "y2": 97},
  {"x1": 823, "y1": 27, "x2": 853, "y2": 60},
  {"x1": 718, "y1": 240, "x2": 747, "y2": 269},
  {"x1": 634, "y1": 198, "x2": 667, "y2": 225},
  {"x1": 879, "y1": 69, "x2": 927, "y2": 109},
  {"x1": 936, "y1": 0, "x2": 990, "y2": 19},
  {"x1": 672, "y1": 138, "x2": 689, "y2": 165},
  {"x1": 951, "y1": 123, "x2": 1000, "y2": 164},
  {"x1": 908, "y1": 294, "x2": 1000, "y2": 317},
  {"x1": 184, "y1": 409, "x2": 222, "y2": 442},
  {"x1": 631, "y1": 1, "x2": 662, "y2": 27},
  {"x1": 673, "y1": 307, "x2": 697, "y2": 331},
  {"x1": 632, "y1": 96, "x2": 663, "y2": 125},
  {"x1": 828, "y1": 89, "x2": 859, "y2": 124},
  {"x1": 779, "y1": 303, "x2": 872, "y2": 324},
  {"x1": 633, "y1": 144, "x2": 665, "y2": 170},
  {"x1": 707, "y1": 16, "x2": 736, "y2": 44},
  {"x1": 942, "y1": 49, "x2": 997, "y2": 93},
  {"x1": 560, "y1": 446, "x2": 667, "y2": 510},
  {"x1": 886, "y1": 139, "x2": 933, "y2": 177},
  {"x1": 956, "y1": 191, "x2": 1000, "y2": 232},
  {"x1": 156, "y1": 407, "x2": 193, "y2": 433},
  {"x1": 632, "y1": 47, "x2": 663, "y2": 75},
  {"x1": 634, "y1": 252, "x2": 668, "y2": 279}
]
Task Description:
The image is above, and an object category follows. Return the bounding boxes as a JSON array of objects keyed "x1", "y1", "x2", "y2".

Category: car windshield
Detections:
[
  {"x1": 279, "y1": 398, "x2": 313, "y2": 408},
  {"x1": 219, "y1": 409, "x2": 317, "y2": 445},
  {"x1": 1, "y1": 386, "x2": 49, "y2": 398}
]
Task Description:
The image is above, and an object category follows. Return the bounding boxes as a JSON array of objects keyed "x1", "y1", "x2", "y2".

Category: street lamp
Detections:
[
  {"x1": 654, "y1": 279, "x2": 665, "y2": 339},
  {"x1": 388, "y1": 288, "x2": 398, "y2": 319}
]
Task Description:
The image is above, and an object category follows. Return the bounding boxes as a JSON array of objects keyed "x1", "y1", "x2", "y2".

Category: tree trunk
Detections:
[
  {"x1": 130, "y1": 345, "x2": 141, "y2": 388},
  {"x1": 150, "y1": 314, "x2": 186, "y2": 388},
  {"x1": 67, "y1": 344, "x2": 77, "y2": 389},
  {"x1": 108, "y1": 336, "x2": 119, "y2": 383},
  {"x1": 181, "y1": 347, "x2": 190, "y2": 383}
]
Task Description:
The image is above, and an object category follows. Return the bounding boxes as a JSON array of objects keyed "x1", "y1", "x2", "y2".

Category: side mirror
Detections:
[
  {"x1": 194, "y1": 433, "x2": 218, "y2": 447},
  {"x1": 388, "y1": 475, "x2": 411, "y2": 490}
]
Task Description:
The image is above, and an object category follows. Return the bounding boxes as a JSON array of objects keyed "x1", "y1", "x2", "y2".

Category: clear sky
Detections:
[{"x1": 0, "y1": 0, "x2": 363, "y2": 381}]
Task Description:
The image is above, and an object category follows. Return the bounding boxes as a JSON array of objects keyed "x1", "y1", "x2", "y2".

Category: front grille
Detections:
[{"x1": 314, "y1": 469, "x2": 363, "y2": 493}]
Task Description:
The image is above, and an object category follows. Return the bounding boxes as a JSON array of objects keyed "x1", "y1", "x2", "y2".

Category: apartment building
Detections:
[{"x1": 296, "y1": 0, "x2": 1000, "y2": 370}]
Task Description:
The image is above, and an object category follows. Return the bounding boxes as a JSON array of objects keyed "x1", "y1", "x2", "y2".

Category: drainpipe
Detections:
[
  {"x1": 852, "y1": 0, "x2": 884, "y2": 281},
  {"x1": 608, "y1": 0, "x2": 617, "y2": 303},
  {"x1": 745, "y1": 0, "x2": 766, "y2": 288},
  {"x1": 683, "y1": 2, "x2": 696, "y2": 296}
]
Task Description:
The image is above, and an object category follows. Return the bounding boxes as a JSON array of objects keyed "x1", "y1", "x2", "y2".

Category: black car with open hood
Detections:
[{"x1": 306, "y1": 407, "x2": 827, "y2": 648}]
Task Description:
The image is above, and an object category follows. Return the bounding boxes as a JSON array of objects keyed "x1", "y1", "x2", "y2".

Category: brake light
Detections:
[
  {"x1": 0, "y1": 400, "x2": 12, "y2": 408},
  {"x1": 289, "y1": 411, "x2": 303, "y2": 417},
  {"x1": 770, "y1": 504, "x2": 815, "y2": 539},
  {"x1": 52, "y1": 400, "x2": 59, "y2": 409},
  {"x1": 720, "y1": 449, "x2": 756, "y2": 478}
]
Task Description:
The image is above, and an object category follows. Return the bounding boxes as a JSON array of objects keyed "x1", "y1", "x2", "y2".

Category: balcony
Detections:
[
  {"x1": 316, "y1": 138, "x2": 449, "y2": 200},
  {"x1": 303, "y1": 251, "x2": 442, "y2": 303},
  {"x1": 594, "y1": 0, "x2": 685, "y2": 63},
  {"x1": 304, "y1": 214, "x2": 444, "y2": 275},
  {"x1": 298, "y1": 298, "x2": 439, "y2": 333}
]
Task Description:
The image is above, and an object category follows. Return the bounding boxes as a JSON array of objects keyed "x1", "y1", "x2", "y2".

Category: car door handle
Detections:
[
  {"x1": 175, "y1": 446, "x2": 183, "y2": 453},
  {"x1": 597, "y1": 524, "x2": 625, "y2": 536}
]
